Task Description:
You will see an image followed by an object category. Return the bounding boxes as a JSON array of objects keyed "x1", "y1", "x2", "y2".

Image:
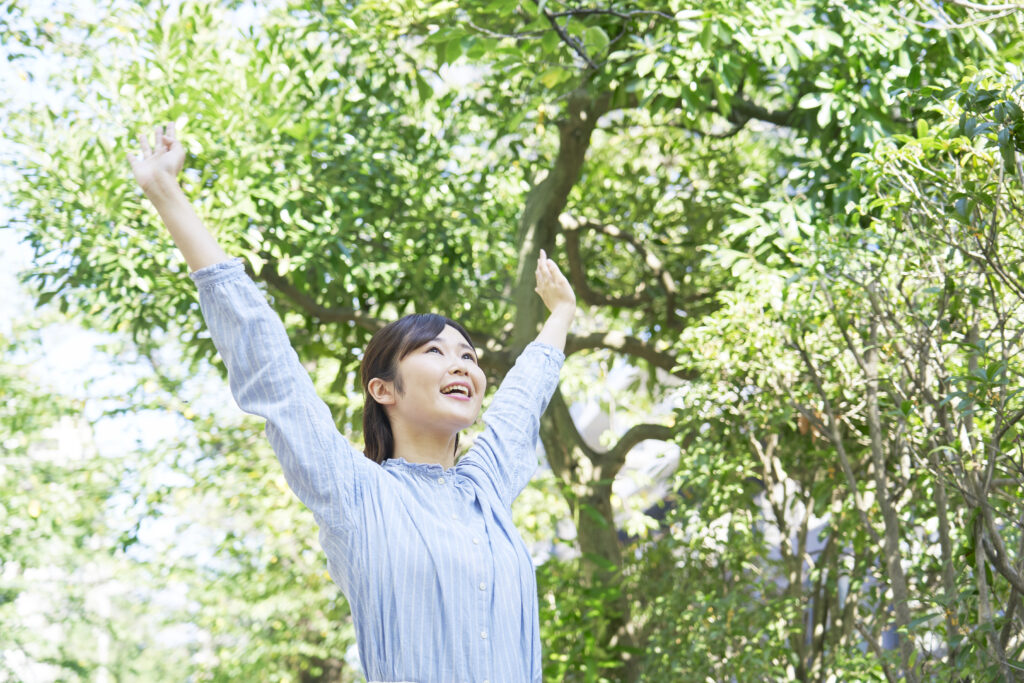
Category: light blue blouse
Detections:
[{"x1": 191, "y1": 259, "x2": 564, "y2": 683}]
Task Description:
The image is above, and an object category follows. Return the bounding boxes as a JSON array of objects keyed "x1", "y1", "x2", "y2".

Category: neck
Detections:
[{"x1": 389, "y1": 419, "x2": 458, "y2": 469}]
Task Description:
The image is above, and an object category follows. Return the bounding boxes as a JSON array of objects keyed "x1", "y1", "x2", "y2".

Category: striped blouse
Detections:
[{"x1": 191, "y1": 259, "x2": 563, "y2": 683}]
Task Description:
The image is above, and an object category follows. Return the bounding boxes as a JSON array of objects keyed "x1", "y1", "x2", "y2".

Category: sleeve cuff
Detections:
[{"x1": 189, "y1": 257, "x2": 246, "y2": 288}]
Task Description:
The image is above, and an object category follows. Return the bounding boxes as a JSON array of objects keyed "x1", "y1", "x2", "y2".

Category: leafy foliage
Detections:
[{"x1": 4, "y1": 0, "x2": 1024, "y2": 680}]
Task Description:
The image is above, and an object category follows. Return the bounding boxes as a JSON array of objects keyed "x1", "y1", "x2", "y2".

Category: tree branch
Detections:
[
  {"x1": 255, "y1": 261, "x2": 513, "y2": 373},
  {"x1": 945, "y1": 0, "x2": 1023, "y2": 11},
  {"x1": 981, "y1": 502, "x2": 1024, "y2": 595},
  {"x1": 563, "y1": 219, "x2": 649, "y2": 308},
  {"x1": 549, "y1": 386, "x2": 603, "y2": 466},
  {"x1": 561, "y1": 215, "x2": 693, "y2": 326},
  {"x1": 464, "y1": 20, "x2": 546, "y2": 40},
  {"x1": 1000, "y1": 527, "x2": 1024, "y2": 649},
  {"x1": 565, "y1": 330, "x2": 692, "y2": 380},
  {"x1": 668, "y1": 120, "x2": 749, "y2": 138},
  {"x1": 510, "y1": 89, "x2": 610, "y2": 348},
  {"x1": 729, "y1": 96, "x2": 798, "y2": 128},
  {"x1": 549, "y1": 8, "x2": 677, "y2": 20},
  {"x1": 533, "y1": 1, "x2": 598, "y2": 69},
  {"x1": 255, "y1": 262, "x2": 384, "y2": 333},
  {"x1": 790, "y1": 335, "x2": 882, "y2": 546},
  {"x1": 854, "y1": 621, "x2": 900, "y2": 683},
  {"x1": 603, "y1": 422, "x2": 677, "y2": 465}
]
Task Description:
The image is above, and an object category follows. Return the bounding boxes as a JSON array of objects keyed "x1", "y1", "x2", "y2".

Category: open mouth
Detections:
[{"x1": 440, "y1": 383, "x2": 472, "y2": 398}]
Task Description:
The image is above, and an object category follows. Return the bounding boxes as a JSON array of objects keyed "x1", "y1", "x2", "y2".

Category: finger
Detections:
[
  {"x1": 161, "y1": 122, "x2": 176, "y2": 150},
  {"x1": 157, "y1": 124, "x2": 173, "y2": 151},
  {"x1": 138, "y1": 133, "x2": 152, "y2": 156},
  {"x1": 536, "y1": 261, "x2": 548, "y2": 284},
  {"x1": 167, "y1": 120, "x2": 176, "y2": 139},
  {"x1": 126, "y1": 153, "x2": 137, "y2": 168}
]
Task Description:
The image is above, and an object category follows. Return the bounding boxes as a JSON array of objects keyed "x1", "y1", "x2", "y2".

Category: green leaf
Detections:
[
  {"x1": 636, "y1": 53, "x2": 657, "y2": 78},
  {"x1": 798, "y1": 93, "x2": 821, "y2": 109},
  {"x1": 415, "y1": 72, "x2": 432, "y2": 101},
  {"x1": 584, "y1": 26, "x2": 609, "y2": 56},
  {"x1": 904, "y1": 612, "x2": 939, "y2": 631},
  {"x1": 816, "y1": 94, "x2": 832, "y2": 127},
  {"x1": 36, "y1": 291, "x2": 58, "y2": 307},
  {"x1": 699, "y1": 21, "x2": 713, "y2": 51},
  {"x1": 445, "y1": 39, "x2": 462, "y2": 63},
  {"x1": 538, "y1": 67, "x2": 569, "y2": 88}
]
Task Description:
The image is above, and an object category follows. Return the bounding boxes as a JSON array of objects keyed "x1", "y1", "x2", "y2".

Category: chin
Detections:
[{"x1": 454, "y1": 412, "x2": 480, "y2": 431}]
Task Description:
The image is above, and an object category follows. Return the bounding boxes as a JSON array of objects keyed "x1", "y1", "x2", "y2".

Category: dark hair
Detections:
[{"x1": 360, "y1": 313, "x2": 476, "y2": 464}]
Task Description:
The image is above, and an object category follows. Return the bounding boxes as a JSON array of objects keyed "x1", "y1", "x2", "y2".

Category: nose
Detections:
[{"x1": 449, "y1": 357, "x2": 471, "y2": 375}]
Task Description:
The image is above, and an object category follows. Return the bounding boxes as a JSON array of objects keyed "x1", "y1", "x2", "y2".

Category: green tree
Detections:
[
  {"x1": 634, "y1": 67, "x2": 1024, "y2": 681},
  {"x1": 0, "y1": 324, "x2": 139, "y2": 679}
]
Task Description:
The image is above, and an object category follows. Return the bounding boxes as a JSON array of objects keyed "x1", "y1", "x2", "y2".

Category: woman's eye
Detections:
[
  {"x1": 463, "y1": 353, "x2": 476, "y2": 361},
  {"x1": 427, "y1": 346, "x2": 442, "y2": 354}
]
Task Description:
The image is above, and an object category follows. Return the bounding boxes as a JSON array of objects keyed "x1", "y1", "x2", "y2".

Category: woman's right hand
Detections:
[{"x1": 127, "y1": 122, "x2": 184, "y2": 195}]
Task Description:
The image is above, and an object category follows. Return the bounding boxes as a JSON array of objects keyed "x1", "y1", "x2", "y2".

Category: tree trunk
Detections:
[
  {"x1": 510, "y1": 89, "x2": 609, "y2": 348},
  {"x1": 509, "y1": 88, "x2": 644, "y2": 676},
  {"x1": 864, "y1": 315, "x2": 918, "y2": 683}
]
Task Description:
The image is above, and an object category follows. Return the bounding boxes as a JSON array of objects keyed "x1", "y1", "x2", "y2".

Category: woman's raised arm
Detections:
[
  {"x1": 127, "y1": 122, "x2": 230, "y2": 271},
  {"x1": 127, "y1": 123, "x2": 373, "y2": 536},
  {"x1": 458, "y1": 251, "x2": 576, "y2": 507}
]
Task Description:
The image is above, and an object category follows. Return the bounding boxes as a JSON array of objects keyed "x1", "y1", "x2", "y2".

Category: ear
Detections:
[{"x1": 367, "y1": 377, "x2": 397, "y2": 405}]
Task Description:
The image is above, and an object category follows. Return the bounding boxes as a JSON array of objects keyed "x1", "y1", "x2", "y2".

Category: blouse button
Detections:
[
  {"x1": 437, "y1": 477, "x2": 445, "y2": 485},
  {"x1": 478, "y1": 582, "x2": 486, "y2": 591},
  {"x1": 451, "y1": 513, "x2": 458, "y2": 520},
  {"x1": 472, "y1": 537, "x2": 480, "y2": 545},
  {"x1": 480, "y1": 629, "x2": 488, "y2": 639}
]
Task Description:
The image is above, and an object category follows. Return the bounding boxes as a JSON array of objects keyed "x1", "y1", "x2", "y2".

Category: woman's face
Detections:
[{"x1": 388, "y1": 324, "x2": 486, "y2": 434}]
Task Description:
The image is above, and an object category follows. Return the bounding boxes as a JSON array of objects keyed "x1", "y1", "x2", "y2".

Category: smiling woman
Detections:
[
  {"x1": 128, "y1": 122, "x2": 577, "y2": 683},
  {"x1": 359, "y1": 314, "x2": 483, "y2": 466}
]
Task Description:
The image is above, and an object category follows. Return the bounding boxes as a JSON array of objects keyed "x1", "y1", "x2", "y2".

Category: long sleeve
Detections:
[
  {"x1": 190, "y1": 258, "x2": 371, "y2": 533},
  {"x1": 460, "y1": 341, "x2": 564, "y2": 508}
]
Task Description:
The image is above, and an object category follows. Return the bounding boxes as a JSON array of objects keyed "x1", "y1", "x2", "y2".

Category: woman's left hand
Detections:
[
  {"x1": 534, "y1": 249, "x2": 576, "y2": 315},
  {"x1": 128, "y1": 122, "x2": 185, "y2": 196}
]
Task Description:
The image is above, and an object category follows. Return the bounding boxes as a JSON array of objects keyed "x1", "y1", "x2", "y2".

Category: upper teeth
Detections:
[{"x1": 442, "y1": 385, "x2": 469, "y2": 396}]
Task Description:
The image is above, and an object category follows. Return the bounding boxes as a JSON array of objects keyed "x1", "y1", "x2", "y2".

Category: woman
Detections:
[{"x1": 128, "y1": 123, "x2": 576, "y2": 682}]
